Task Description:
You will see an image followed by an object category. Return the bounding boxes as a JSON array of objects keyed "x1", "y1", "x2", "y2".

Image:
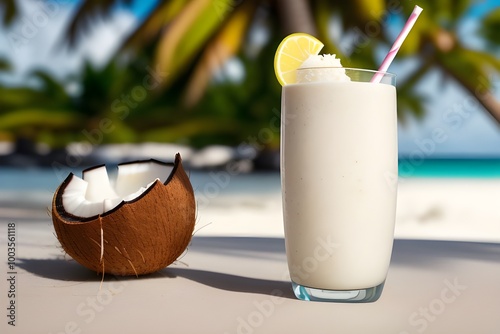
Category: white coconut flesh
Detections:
[{"x1": 62, "y1": 161, "x2": 174, "y2": 218}]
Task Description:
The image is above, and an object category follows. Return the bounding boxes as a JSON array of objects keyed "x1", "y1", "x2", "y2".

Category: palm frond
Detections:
[
  {"x1": 313, "y1": 1, "x2": 343, "y2": 57},
  {"x1": 397, "y1": 91, "x2": 427, "y2": 124},
  {"x1": 182, "y1": 0, "x2": 257, "y2": 106},
  {"x1": 479, "y1": 8, "x2": 500, "y2": 48},
  {"x1": 0, "y1": 57, "x2": 11, "y2": 71},
  {"x1": 65, "y1": 0, "x2": 134, "y2": 47},
  {"x1": 30, "y1": 69, "x2": 70, "y2": 101},
  {"x1": 119, "y1": 0, "x2": 190, "y2": 52},
  {"x1": 461, "y1": 48, "x2": 500, "y2": 72},
  {"x1": 438, "y1": 46, "x2": 495, "y2": 90},
  {"x1": 352, "y1": 0, "x2": 385, "y2": 22},
  {"x1": 0, "y1": 109, "x2": 83, "y2": 130},
  {"x1": 0, "y1": 0, "x2": 17, "y2": 27},
  {"x1": 0, "y1": 87, "x2": 47, "y2": 110},
  {"x1": 140, "y1": 117, "x2": 240, "y2": 145},
  {"x1": 152, "y1": 0, "x2": 237, "y2": 88},
  {"x1": 335, "y1": 0, "x2": 384, "y2": 29},
  {"x1": 449, "y1": 0, "x2": 472, "y2": 27}
]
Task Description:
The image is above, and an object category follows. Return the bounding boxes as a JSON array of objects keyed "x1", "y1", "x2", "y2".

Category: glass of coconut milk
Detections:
[{"x1": 280, "y1": 67, "x2": 397, "y2": 302}]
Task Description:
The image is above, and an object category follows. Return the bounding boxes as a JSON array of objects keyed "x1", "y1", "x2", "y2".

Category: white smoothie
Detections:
[{"x1": 281, "y1": 80, "x2": 398, "y2": 290}]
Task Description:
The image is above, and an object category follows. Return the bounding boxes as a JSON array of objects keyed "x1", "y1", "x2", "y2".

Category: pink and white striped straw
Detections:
[{"x1": 371, "y1": 5, "x2": 423, "y2": 83}]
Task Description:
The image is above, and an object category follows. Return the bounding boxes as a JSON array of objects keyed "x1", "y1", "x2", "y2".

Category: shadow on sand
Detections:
[
  {"x1": 17, "y1": 258, "x2": 294, "y2": 299},
  {"x1": 17, "y1": 240, "x2": 294, "y2": 299},
  {"x1": 18, "y1": 237, "x2": 500, "y2": 299}
]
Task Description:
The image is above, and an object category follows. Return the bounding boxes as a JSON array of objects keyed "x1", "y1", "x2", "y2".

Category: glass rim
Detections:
[{"x1": 296, "y1": 67, "x2": 396, "y2": 78}]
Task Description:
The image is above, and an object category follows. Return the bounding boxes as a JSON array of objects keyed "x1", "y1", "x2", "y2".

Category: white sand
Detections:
[
  {"x1": 3, "y1": 151, "x2": 500, "y2": 334},
  {"x1": 395, "y1": 178, "x2": 500, "y2": 242},
  {"x1": 1, "y1": 176, "x2": 499, "y2": 243},
  {"x1": 193, "y1": 177, "x2": 500, "y2": 243},
  {"x1": 2, "y1": 173, "x2": 498, "y2": 334}
]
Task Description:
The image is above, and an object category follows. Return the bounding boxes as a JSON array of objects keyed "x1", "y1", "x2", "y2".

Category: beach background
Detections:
[
  {"x1": 1, "y1": 153, "x2": 500, "y2": 244},
  {"x1": 1, "y1": 1, "x2": 500, "y2": 246},
  {"x1": 1, "y1": 2, "x2": 500, "y2": 333}
]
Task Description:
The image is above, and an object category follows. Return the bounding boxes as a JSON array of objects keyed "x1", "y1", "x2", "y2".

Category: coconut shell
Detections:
[{"x1": 52, "y1": 153, "x2": 196, "y2": 276}]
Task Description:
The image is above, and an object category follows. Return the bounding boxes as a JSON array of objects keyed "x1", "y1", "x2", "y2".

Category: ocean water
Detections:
[
  {"x1": 0, "y1": 166, "x2": 281, "y2": 193},
  {"x1": 398, "y1": 158, "x2": 500, "y2": 178},
  {"x1": 0, "y1": 167, "x2": 281, "y2": 214},
  {"x1": 0, "y1": 159, "x2": 499, "y2": 192}
]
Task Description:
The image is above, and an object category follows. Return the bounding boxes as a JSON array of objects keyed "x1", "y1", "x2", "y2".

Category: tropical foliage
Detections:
[{"x1": 0, "y1": 0, "x2": 499, "y2": 150}]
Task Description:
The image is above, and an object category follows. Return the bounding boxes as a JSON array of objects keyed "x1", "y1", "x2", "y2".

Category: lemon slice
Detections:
[{"x1": 274, "y1": 33, "x2": 324, "y2": 86}]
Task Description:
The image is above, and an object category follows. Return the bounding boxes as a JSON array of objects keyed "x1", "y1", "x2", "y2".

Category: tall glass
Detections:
[{"x1": 280, "y1": 68, "x2": 398, "y2": 302}]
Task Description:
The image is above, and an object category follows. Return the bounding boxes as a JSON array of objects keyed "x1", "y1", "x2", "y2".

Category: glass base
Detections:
[{"x1": 292, "y1": 281, "x2": 385, "y2": 303}]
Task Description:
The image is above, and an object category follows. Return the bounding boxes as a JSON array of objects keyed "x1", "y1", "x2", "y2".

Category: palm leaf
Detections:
[
  {"x1": 0, "y1": 87, "x2": 59, "y2": 109},
  {"x1": 480, "y1": 8, "x2": 500, "y2": 47},
  {"x1": 64, "y1": 0, "x2": 134, "y2": 47},
  {"x1": 313, "y1": 1, "x2": 343, "y2": 57},
  {"x1": 432, "y1": 0, "x2": 466, "y2": 28},
  {"x1": 182, "y1": 0, "x2": 257, "y2": 106},
  {"x1": 335, "y1": 0, "x2": 384, "y2": 28},
  {"x1": 0, "y1": 109, "x2": 83, "y2": 130},
  {"x1": 153, "y1": 0, "x2": 236, "y2": 88},
  {"x1": 437, "y1": 46, "x2": 491, "y2": 89},
  {"x1": 449, "y1": 0, "x2": 472, "y2": 28},
  {"x1": 30, "y1": 69, "x2": 71, "y2": 102},
  {"x1": 0, "y1": 57, "x2": 11, "y2": 72},
  {"x1": 0, "y1": 0, "x2": 17, "y2": 27},
  {"x1": 460, "y1": 48, "x2": 500, "y2": 72},
  {"x1": 77, "y1": 60, "x2": 131, "y2": 117},
  {"x1": 141, "y1": 118, "x2": 240, "y2": 144},
  {"x1": 352, "y1": 0, "x2": 385, "y2": 21},
  {"x1": 119, "y1": 0, "x2": 189, "y2": 52},
  {"x1": 397, "y1": 91, "x2": 427, "y2": 123}
]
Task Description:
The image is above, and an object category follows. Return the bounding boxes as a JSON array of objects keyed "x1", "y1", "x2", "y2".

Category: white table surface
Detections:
[{"x1": 1, "y1": 221, "x2": 500, "y2": 334}]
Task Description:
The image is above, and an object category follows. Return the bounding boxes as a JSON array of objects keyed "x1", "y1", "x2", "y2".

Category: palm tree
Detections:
[
  {"x1": 398, "y1": 1, "x2": 500, "y2": 123},
  {"x1": 1, "y1": 0, "x2": 499, "y2": 150},
  {"x1": 0, "y1": 68, "x2": 83, "y2": 150},
  {"x1": 0, "y1": 60, "x2": 146, "y2": 146},
  {"x1": 57, "y1": 0, "x2": 500, "y2": 123}
]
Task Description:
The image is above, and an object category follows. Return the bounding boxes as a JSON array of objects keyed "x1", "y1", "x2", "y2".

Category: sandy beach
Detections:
[
  {"x1": 193, "y1": 177, "x2": 500, "y2": 243},
  {"x1": 1, "y1": 173, "x2": 499, "y2": 243},
  {"x1": 1, "y1": 172, "x2": 500, "y2": 334},
  {"x1": 394, "y1": 178, "x2": 500, "y2": 242}
]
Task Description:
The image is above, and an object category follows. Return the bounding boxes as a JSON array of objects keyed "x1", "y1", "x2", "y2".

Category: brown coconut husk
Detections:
[{"x1": 52, "y1": 153, "x2": 196, "y2": 276}]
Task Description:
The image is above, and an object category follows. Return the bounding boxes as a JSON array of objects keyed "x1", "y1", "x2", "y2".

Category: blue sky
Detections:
[
  {"x1": 395, "y1": 0, "x2": 500, "y2": 158},
  {"x1": 127, "y1": 0, "x2": 158, "y2": 19},
  {"x1": 467, "y1": 0, "x2": 500, "y2": 17},
  {"x1": 0, "y1": 0, "x2": 499, "y2": 157}
]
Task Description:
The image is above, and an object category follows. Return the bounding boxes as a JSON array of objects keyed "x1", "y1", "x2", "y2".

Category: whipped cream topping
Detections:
[{"x1": 297, "y1": 54, "x2": 351, "y2": 83}]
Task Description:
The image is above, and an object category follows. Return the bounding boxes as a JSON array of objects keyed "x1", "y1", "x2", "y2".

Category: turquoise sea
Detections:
[
  {"x1": 0, "y1": 159, "x2": 500, "y2": 192},
  {"x1": 398, "y1": 158, "x2": 500, "y2": 178}
]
